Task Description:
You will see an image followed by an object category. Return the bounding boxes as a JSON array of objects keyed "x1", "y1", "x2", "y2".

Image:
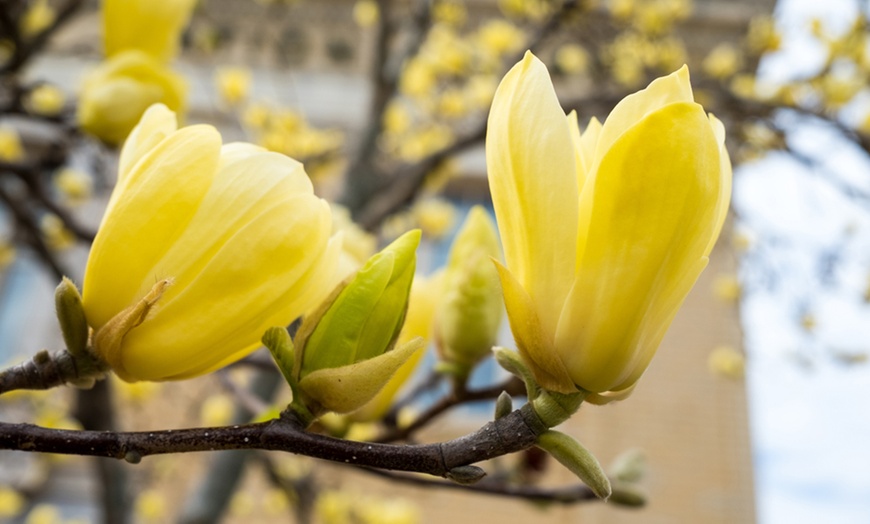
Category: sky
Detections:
[{"x1": 739, "y1": 0, "x2": 870, "y2": 522}]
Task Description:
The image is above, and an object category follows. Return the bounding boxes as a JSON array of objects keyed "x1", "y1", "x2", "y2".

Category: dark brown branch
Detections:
[
  {"x1": 357, "y1": 467, "x2": 604, "y2": 504},
  {"x1": 0, "y1": 405, "x2": 546, "y2": 479},
  {"x1": 1, "y1": 0, "x2": 85, "y2": 75},
  {"x1": 377, "y1": 376, "x2": 526, "y2": 443}
]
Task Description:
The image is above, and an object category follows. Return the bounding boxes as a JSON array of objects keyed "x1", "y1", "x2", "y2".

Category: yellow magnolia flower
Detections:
[
  {"x1": 102, "y1": 0, "x2": 196, "y2": 63},
  {"x1": 82, "y1": 104, "x2": 339, "y2": 381},
  {"x1": 78, "y1": 50, "x2": 187, "y2": 145},
  {"x1": 487, "y1": 52, "x2": 731, "y2": 396}
]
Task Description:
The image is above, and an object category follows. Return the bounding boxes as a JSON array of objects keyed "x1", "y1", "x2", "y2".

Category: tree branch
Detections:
[{"x1": 0, "y1": 405, "x2": 547, "y2": 479}]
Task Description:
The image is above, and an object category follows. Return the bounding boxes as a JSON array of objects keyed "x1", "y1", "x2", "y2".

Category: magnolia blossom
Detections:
[
  {"x1": 82, "y1": 105, "x2": 340, "y2": 381},
  {"x1": 487, "y1": 52, "x2": 731, "y2": 397}
]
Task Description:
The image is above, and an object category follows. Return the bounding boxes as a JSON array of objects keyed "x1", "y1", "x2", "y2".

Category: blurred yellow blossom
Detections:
[
  {"x1": 555, "y1": 43, "x2": 590, "y2": 75},
  {"x1": 21, "y1": 0, "x2": 56, "y2": 37},
  {"x1": 34, "y1": 406, "x2": 81, "y2": 430},
  {"x1": 358, "y1": 498, "x2": 420, "y2": 524},
  {"x1": 477, "y1": 19, "x2": 526, "y2": 58},
  {"x1": 54, "y1": 167, "x2": 93, "y2": 203},
  {"x1": 114, "y1": 377, "x2": 161, "y2": 402},
  {"x1": 437, "y1": 88, "x2": 469, "y2": 119},
  {"x1": 23, "y1": 504, "x2": 60, "y2": 524},
  {"x1": 464, "y1": 74, "x2": 498, "y2": 108},
  {"x1": 40, "y1": 214, "x2": 75, "y2": 250},
  {"x1": 708, "y1": 345, "x2": 745, "y2": 380},
  {"x1": 25, "y1": 84, "x2": 66, "y2": 117},
  {"x1": 498, "y1": 0, "x2": 551, "y2": 20},
  {"x1": 703, "y1": 43, "x2": 743, "y2": 80},
  {"x1": 77, "y1": 50, "x2": 187, "y2": 145},
  {"x1": 425, "y1": 26, "x2": 472, "y2": 75},
  {"x1": 800, "y1": 313, "x2": 817, "y2": 332},
  {"x1": 134, "y1": 490, "x2": 167, "y2": 521},
  {"x1": 747, "y1": 15, "x2": 781, "y2": 53},
  {"x1": 316, "y1": 491, "x2": 355, "y2": 524},
  {"x1": 413, "y1": 198, "x2": 456, "y2": 238},
  {"x1": 0, "y1": 127, "x2": 24, "y2": 162},
  {"x1": 609, "y1": 0, "x2": 636, "y2": 20},
  {"x1": 242, "y1": 103, "x2": 271, "y2": 129},
  {"x1": 433, "y1": 1, "x2": 467, "y2": 27},
  {"x1": 0, "y1": 487, "x2": 25, "y2": 518},
  {"x1": 262, "y1": 488, "x2": 291, "y2": 515},
  {"x1": 103, "y1": 0, "x2": 196, "y2": 63},
  {"x1": 817, "y1": 73, "x2": 863, "y2": 107},
  {"x1": 215, "y1": 67, "x2": 252, "y2": 107},
  {"x1": 200, "y1": 393, "x2": 235, "y2": 426},
  {"x1": 712, "y1": 273, "x2": 741, "y2": 302},
  {"x1": 400, "y1": 59, "x2": 437, "y2": 98},
  {"x1": 383, "y1": 102, "x2": 412, "y2": 134},
  {"x1": 0, "y1": 240, "x2": 15, "y2": 268},
  {"x1": 230, "y1": 491, "x2": 254, "y2": 517},
  {"x1": 353, "y1": 0, "x2": 379, "y2": 28}
]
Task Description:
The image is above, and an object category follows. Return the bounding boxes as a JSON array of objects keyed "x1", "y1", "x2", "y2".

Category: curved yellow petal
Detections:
[
  {"x1": 495, "y1": 261, "x2": 575, "y2": 394},
  {"x1": 83, "y1": 124, "x2": 222, "y2": 329},
  {"x1": 592, "y1": 65, "x2": 693, "y2": 170},
  {"x1": 486, "y1": 51, "x2": 578, "y2": 339},
  {"x1": 555, "y1": 102, "x2": 722, "y2": 392},
  {"x1": 118, "y1": 103, "x2": 177, "y2": 183},
  {"x1": 704, "y1": 113, "x2": 732, "y2": 256}
]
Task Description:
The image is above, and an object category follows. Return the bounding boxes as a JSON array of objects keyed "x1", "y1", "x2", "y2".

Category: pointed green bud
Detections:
[
  {"x1": 263, "y1": 327, "x2": 296, "y2": 389},
  {"x1": 537, "y1": 430, "x2": 611, "y2": 501},
  {"x1": 493, "y1": 346, "x2": 539, "y2": 399},
  {"x1": 295, "y1": 230, "x2": 423, "y2": 414},
  {"x1": 446, "y1": 465, "x2": 486, "y2": 484},
  {"x1": 435, "y1": 207, "x2": 502, "y2": 375},
  {"x1": 494, "y1": 391, "x2": 513, "y2": 420},
  {"x1": 55, "y1": 277, "x2": 90, "y2": 357}
]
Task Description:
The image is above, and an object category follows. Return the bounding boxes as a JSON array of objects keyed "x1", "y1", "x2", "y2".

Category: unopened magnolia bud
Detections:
[
  {"x1": 435, "y1": 206, "x2": 502, "y2": 374},
  {"x1": 55, "y1": 277, "x2": 89, "y2": 357},
  {"x1": 294, "y1": 231, "x2": 424, "y2": 414},
  {"x1": 537, "y1": 430, "x2": 611, "y2": 501}
]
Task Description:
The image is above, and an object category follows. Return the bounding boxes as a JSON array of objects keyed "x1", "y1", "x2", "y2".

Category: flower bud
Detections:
[
  {"x1": 77, "y1": 51, "x2": 186, "y2": 145},
  {"x1": 293, "y1": 230, "x2": 425, "y2": 414},
  {"x1": 435, "y1": 206, "x2": 502, "y2": 373},
  {"x1": 54, "y1": 277, "x2": 90, "y2": 357},
  {"x1": 537, "y1": 429, "x2": 611, "y2": 500}
]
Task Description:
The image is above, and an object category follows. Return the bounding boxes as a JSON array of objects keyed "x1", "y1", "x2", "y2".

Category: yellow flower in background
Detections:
[
  {"x1": 554, "y1": 43, "x2": 590, "y2": 75},
  {"x1": 353, "y1": 0, "x2": 379, "y2": 28},
  {"x1": 40, "y1": 214, "x2": 75, "y2": 250},
  {"x1": 703, "y1": 43, "x2": 743, "y2": 80},
  {"x1": 25, "y1": 84, "x2": 66, "y2": 116},
  {"x1": 134, "y1": 490, "x2": 167, "y2": 521},
  {"x1": 708, "y1": 345, "x2": 745, "y2": 380},
  {"x1": 102, "y1": 0, "x2": 197, "y2": 63},
  {"x1": 0, "y1": 127, "x2": 24, "y2": 162},
  {"x1": 54, "y1": 167, "x2": 93, "y2": 203},
  {"x1": 712, "y1": 272, "x2": 741, "y2": 302},
  {"x1": 215, "y1": 67, "x2": 252, "y2": 106},
  {"x1": 82, "y1": 104, "x2": 340, "y2": 381},
  {"x1": 413, "y1": 198, "x2": 456, "y2": 238},
  {"x1": 0, "y1": 487, "x2": 25, "y2": 518},
  {"x1": 77, "y1": 50, "x2": 187, "y2": 145},
  {"x1": 487, "y1": 52, "x2": 730, "y2": 396},
  {"x1": 21, "y1": 0, "x2": 56, "y2": 37}
]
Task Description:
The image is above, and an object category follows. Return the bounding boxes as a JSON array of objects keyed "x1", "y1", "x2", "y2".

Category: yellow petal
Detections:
[
  {"x1": 103, "y1": 0, "x2": 196, "y2": 63},
  {"x1": 704, "y1": 113, "x2": 732, "y2": 256},
  {"x1": 592, "y1": 65, "x2": 693, "y2": 172},
  {"x1": 486, "y1": 51, "x2": 578, "y2": 339},
  {"x1": 118, "y1": 104, "x2": 177, "y2": 182},
  {"x1": 556, "y1": 101, "x2": 723, "y2": 392},
  {"x1": 83, "y1": 125, "x2": 222, "y2": 329},
  {"x1": 495, "y1": 261, "x2": 575, "y2": 394},
  {"x1": 114, "y1": 153, "x2": 333, "y2": 380}
]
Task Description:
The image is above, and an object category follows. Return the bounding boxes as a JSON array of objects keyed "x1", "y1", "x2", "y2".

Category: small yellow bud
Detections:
[
  {"x1": 0, "y1": 127, "x2": 24, "y2": 162},
  {"x1": 708, "y1": 345, "x2": 746, "y2": 380},
  {"x1": 134, "y1": 490, "x2": 166, "y2": 521},
  {"x1": 0, "y1": 487, "x2": 25, "y2": 518},
  {"x1": 40, "y1": 214, "x2": 75, "y2": 250},
  {"x1": 554, "y1": 43, "x2": 590, "y2": 75},
  {"x1": 77, "y1": 51, "x2": 187, "y2": 145},
  {"x1": 54, "y1": 167, "x2": 93, "y2": 203},
  {"x1": 200, "y1": 393, "x2": 235, "y2": 426},
  {"x1": 712, "y1": 272, "x2": 741, "y2": 302},
  {"x1": 413, "y1": 198, "x2": 456, "y2": 238},
  {"x1": 25, "y1": 84, "x2": 66, "y2": 117},
  {"x1": 21, "y1": 0, "x2": 56, "y2": 37},
  {"x1": 703, "y1": 43, "x2": 743, "y2": 80},
  {"x1": 55, "y1": 277, "x2": 89, "y2": 357},
  {"x1": 353, "y1": 0, "x2": 379, "y2": 28},
  {"x1": 23, "y1": 504, "x2": 60, "y2": 524},
  {"x1": 215, "y1": 67, "x2": 252, "y2": 106}
]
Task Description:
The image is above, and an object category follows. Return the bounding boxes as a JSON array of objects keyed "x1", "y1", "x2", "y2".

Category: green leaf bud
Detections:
[
  {"x1": 55, "y1": 277, "x2": 90, "y2": 357},
  {"x1": 537, "y1": 430, "x2": 611, "y2": 500}
]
